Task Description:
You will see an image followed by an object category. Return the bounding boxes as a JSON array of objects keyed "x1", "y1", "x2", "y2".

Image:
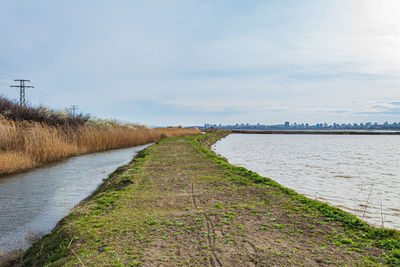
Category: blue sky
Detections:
[{"x1": 1, "y1": 0, "x2": 400, "y2": 126}]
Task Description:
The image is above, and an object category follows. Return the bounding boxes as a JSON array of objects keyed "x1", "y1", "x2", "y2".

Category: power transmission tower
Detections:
[
  {"x1": 10, "y1": 79, "x2": 34, "y2": 106},
  {"x1": 69, "y1": 105, "x2": 79, "y2": 117}
]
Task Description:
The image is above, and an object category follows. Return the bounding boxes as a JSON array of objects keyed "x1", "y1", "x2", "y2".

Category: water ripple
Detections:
[{"x1": 213, "y1": 134, "x2": 400, "y2": 230}]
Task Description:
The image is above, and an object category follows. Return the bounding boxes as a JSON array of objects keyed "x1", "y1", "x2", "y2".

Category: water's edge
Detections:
[
  {"x1": 212, "y1": 133, "x2": 400, "y2": 230},
  {"x1": 0, "y1": 143, "x2": 152, "y2": 262},
  {"x1": 0, "y1": 144, "x2": 152, "y2": 179}
]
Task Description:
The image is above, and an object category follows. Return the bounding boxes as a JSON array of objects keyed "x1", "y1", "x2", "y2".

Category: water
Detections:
[
  {"x1": 212, "y1": 134, "x2": 400, "y2": 230},
  {"x1": 0, "y1": 144, "x2": 149, "y2": 254}
]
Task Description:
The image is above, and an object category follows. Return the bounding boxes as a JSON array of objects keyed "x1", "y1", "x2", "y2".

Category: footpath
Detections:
[{"x1": 15, "y1": 132, "x2": 400, "y2": 266}]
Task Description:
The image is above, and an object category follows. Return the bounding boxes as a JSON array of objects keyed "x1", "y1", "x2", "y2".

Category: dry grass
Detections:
[
  {"x1": 0, "y1": 119, "x2": 200, "y2": 176},
  {"x1": 0, "y1": 152, "x2": 35, "y2": 175},
  {"x1": 0, "y1": 119, "x2": 163, "y2": 176},
  {"x1": 154, "y1": 127, "x2": 200, "y2": 138}
]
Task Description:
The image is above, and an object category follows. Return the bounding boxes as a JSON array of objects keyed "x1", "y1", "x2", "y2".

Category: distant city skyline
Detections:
[
  {"x1": 1, "y1": 1, "x2": 400, "y2": 126},
  {"x1": 204, "y1": 121, "x2": 400, "y2": 130}
]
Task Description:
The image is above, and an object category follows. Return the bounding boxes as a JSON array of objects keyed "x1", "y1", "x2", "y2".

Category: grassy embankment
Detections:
[{"x1": 10, "y1": 132, "x2": 400, "y2": 266}]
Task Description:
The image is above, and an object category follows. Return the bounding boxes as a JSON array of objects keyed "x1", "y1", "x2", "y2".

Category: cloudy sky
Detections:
[{"x1": 1, "y1": 0, "x2": 400, "y2": 126}]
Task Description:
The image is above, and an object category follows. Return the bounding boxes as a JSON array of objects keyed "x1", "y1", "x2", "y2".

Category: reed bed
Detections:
[
  {"x1": 154, "y1": 127, "x2": 201, "y2": 138},
  {"x1": 0, "y1": 119, "x2": 201, "y2": 176},
  {"x1": 0, "y1": 119, "x2": 161, "y2": 176}
]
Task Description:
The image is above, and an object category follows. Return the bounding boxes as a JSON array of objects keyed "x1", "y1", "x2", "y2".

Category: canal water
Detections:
[
  {"x1": 212, "y1": 134, "x2": 400, "y2": 230},
  {"x1": 0, "y1": 144, "x2": 149, "y2": 254}
]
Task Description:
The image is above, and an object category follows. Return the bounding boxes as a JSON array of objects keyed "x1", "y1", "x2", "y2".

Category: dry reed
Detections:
[
  {"x1": 154, "y1": 127, "x2": 201, "y2": 138},
  {"x1": 0, "y1": 119, "x2": 200, "y2": 176}
]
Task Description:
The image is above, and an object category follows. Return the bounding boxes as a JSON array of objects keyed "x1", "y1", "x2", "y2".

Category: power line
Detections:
[
  {"x1": 34, "y1": 86, "x2": 53, "y2": 102},
  {"x1": 0, "y1": 72, "x2": 15, "y2": 78},
  {"x1": 10, "y1": 79, "x2": 34, "y2": 106},
  {"x1": 30, "y1": 90, "x2": 51, "y2": 107},
  {"x1": 0, "y1": 77, "x2": 12, "y2": 87},
  {"x1": 0, "y1": 77, "x2": 11, "y2": 82}
]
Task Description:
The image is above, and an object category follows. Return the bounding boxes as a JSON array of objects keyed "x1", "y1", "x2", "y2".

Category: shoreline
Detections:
[
  {"x1": 212, "y1": 132, "x2": 400, "y2": 231},
  {"x1": 226, "y1": 129, "x2": 400, "y2": 135},
  {"x1": 8, "y1": 132, "x2": 400, "y2": 266},
  {"x1": 0, "y1": 142, "x2": 154, "y2": 180}
]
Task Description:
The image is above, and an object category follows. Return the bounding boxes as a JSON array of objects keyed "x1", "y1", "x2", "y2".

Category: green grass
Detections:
[{"x1": 193, "y1": 132, "x2": 400, "y2": 265}]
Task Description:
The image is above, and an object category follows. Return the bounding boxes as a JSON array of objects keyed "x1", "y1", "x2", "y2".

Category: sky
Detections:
[{"x1": 1, "y1": 0, "x2": 400, "y2": 126}]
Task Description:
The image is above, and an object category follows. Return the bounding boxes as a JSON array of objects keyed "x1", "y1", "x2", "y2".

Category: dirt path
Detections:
[{"x1": 17, "y1": 134, "x2": 398, "y2": 266}]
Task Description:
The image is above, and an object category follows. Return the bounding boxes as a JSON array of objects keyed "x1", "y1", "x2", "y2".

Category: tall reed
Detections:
[
  {"x1": 0, "y1": 119, "x2": 200, "y2": 176},
  {"x1": 0, "y1": 95, "x2": 201, "y2": 175},
  {"x1": 154, "y1": 127, "x2": 201, "y2": 138},
  {"x1": 0, "y1": 119, "x2": 164, "y2": 176}
]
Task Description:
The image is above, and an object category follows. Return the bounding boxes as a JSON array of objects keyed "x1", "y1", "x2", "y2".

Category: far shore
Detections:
[{"x1": 208, "y1": 129, "x2": 400, "y2": 135}]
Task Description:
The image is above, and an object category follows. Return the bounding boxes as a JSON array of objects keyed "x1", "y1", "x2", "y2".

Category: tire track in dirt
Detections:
[{"x1": 191, "y1": 183, "x2": 222, "y2": 267}]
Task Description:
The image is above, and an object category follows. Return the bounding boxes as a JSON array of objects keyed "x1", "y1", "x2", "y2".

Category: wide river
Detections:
[
  {"x1": 0, "y1": 144, "x2": 149, "y2": 255},
  {"x1": 213, "y1": 134, "x2": 400, "y2": 230}
]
